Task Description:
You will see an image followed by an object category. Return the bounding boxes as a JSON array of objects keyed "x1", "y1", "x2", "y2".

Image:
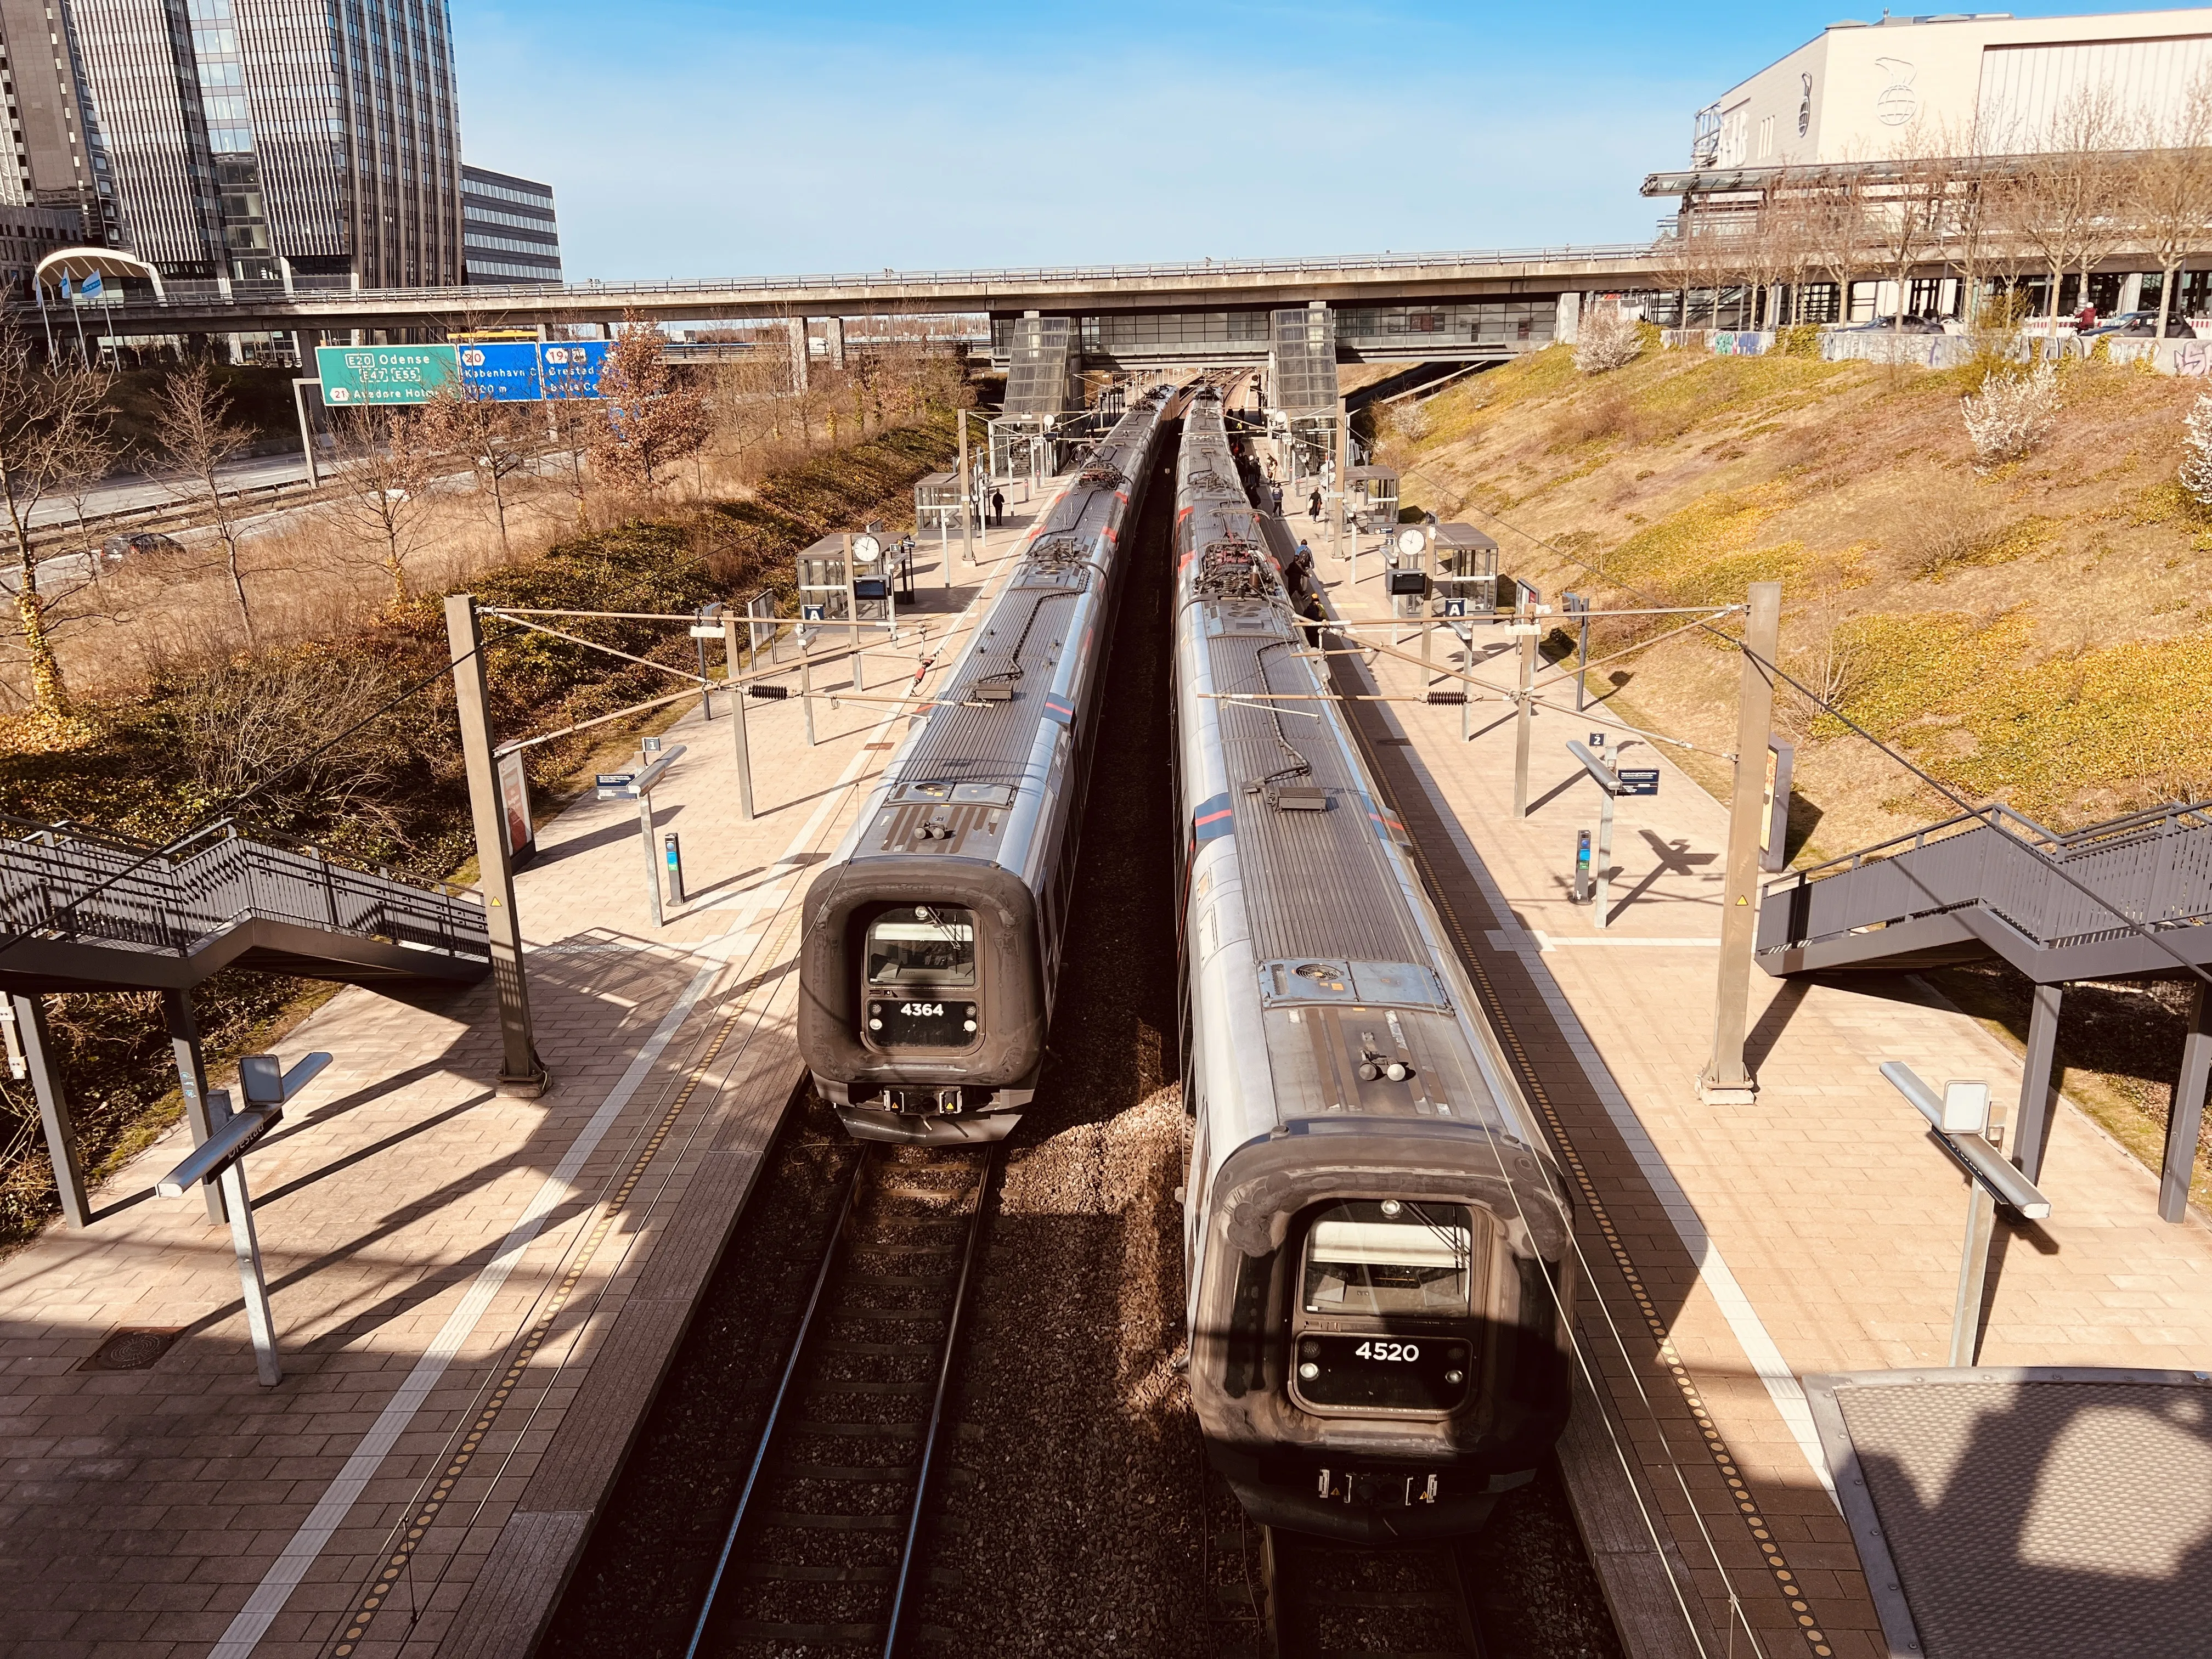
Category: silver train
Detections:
[
  {"x1": 1172, "y1": 390, "x2": 1576, "y2": 1540},
  {"x1": 798, "y1": 391, "x2": 1170, "y2": 1144}
]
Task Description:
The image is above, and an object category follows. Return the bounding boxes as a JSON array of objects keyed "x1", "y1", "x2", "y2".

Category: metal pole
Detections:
[
  {"x1": 163, "y1": 988, "x2": 227, "y2": 1224},
  {"x1": 959, "y1": 409, "x2": 974, "y2": 568},
  {"x1": 1596, "y1": 788, "x2": 1616, "y2": 929},
  {"x1": 1948, "y1": 1175, "x2": 1996, "y2": 1367},
  {"x1": 1513, "y1": 608, "x2": 1537, "y2": 817},
  {"x1": 208, "y1": 1090, "x2": 281, "y2": 1386},
  {"x1": 291, "y1": 377, "x2": 320, "y2": 489},
  {"x1": 802, "y1": 653, "x2": 815, "y2": 747},
  {"x1": 444, "y1": 594, "x2": 546, "y2": 1096},
  {"x1": 12, "y1": 994, "x2": 88, "y2": 1228},
  {"x1": 1699, "y1": 579, "x2": 1782, "y2": 1103},
  {"x1": 639, "y1": 787, "x2": 664, "y2": 928},
  {"x1": 696, "y1": 605, "x2": 713, "y2": 721},
  {"x1": 2161, "y1": 983, "x2": 2212, "y2": 1222},
  {"x1": 722, "y1": 616, "x2": 755, "y2": 821},
  {"x1": 1575, "y1": 595, "x2": 1592, "y2": 712}
]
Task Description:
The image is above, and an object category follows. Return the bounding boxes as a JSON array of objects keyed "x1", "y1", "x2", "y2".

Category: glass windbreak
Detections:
[
  {"x1": 865, "y1": 907, "x2": 977, "y2": 989},
  {"x1": 1301, "y1": 1201, "x2": 1474, "y2": 1317}
]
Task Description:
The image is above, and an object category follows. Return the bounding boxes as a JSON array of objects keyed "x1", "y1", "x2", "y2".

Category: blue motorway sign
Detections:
[{"x1": 316, "y1": 341, "x2": 611, "y2": 405}]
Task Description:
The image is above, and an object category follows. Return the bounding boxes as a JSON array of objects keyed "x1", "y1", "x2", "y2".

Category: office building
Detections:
[
  {"x1": 462, "y1": 163, "x2": 561, "y2": 284},
  {"x1": 1688, "y1": 8, "x2": 2212, "y2": 171},
  {"x1": 9, "y1": 0, "x2": 465, "y2": 289}
]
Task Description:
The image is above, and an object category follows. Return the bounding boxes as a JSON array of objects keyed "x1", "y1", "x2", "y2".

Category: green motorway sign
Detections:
[{"x1": 315, "y1": 345, "x2": 459, "y2": 406}]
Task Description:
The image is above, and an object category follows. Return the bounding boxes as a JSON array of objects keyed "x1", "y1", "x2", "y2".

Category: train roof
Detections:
[{"x1": 844, "y1": 402, "x2": 1158, "y2": 866}]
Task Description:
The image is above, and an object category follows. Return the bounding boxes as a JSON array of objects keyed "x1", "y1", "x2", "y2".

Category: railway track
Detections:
[
  {"x1": 684, "y1": 1141, "x2": 998, "y2": 1658},
  {"x1": 1263, "y1": 1528, "x2": 1489, "y2": 1659}
]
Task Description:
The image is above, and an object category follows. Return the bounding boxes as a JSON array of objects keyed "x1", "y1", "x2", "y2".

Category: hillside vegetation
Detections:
[
  {"x1": 1376, "y1": 340, "x2": 2212, "y2": 1197},
  {"x1": 0, "y1": 413, "x2": 960, "y2": 1246},
  {"x1": 1379, "y1": 339, "x2": 2212, "y2": 854}
]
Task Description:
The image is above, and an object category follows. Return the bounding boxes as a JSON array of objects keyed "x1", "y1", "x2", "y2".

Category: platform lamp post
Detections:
[
  {"x1": 716, "y1": 613, "x2": 755, "y2": 821},
  {"x1": 445, "y1": 594, "x2": 549, "y2": 1098},
  {"x1": 157, "y1": 1050, "x2": 332, "y2": 1386},
  {"x1": 1881, "y1": 1062, "x2": 2051, "y2": 1367},
  {"x1": 1699, "y1": 580, "x2": 1782, "y2": 1106},
  {"x1": 958, "y1": 410, "x2": 974, "y2": 573}
]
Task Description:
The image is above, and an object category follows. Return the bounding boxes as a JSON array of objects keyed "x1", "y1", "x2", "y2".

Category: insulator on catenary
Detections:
[{"x1": 1426, "y1": 691, "x2": 1468, "y2": 706}]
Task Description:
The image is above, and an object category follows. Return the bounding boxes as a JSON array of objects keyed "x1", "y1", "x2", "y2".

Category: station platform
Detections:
[
  {"x1": 0, "y1": 493, "x2": 1049, "y2": 1659},
  {"x1": 1319, "y1": 543, "x2": 2212, "y2": 1659}
]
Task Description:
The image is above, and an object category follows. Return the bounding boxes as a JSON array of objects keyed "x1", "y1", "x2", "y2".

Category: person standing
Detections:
[
  {"x1": 990, "y1": 488, "x2": 1006, "y2": 527},
  {"x1": 1271, "y1": 482, "x2": 1284, "y2": 515},
  {"x1": 1308, "y1": 487, "x2": 1323, "y2": 520}
]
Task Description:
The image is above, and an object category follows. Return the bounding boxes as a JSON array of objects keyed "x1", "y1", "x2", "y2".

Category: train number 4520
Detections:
[
  {"x1": 899, "y1": 1003, "x2": 946, "y2": 1018},
  {"x1": 1352, "y1": 1340, "x2": 1420, "y2": 1362}
]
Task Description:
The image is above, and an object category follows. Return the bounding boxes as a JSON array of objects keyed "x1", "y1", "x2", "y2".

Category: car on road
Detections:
[
  {"x1": 101, "y1": 531, "x2": 184, "y2": 562},
  {"x1": 2080, "y1": 311, "x2": 2199, "y2": 340},
  {"x1": 1845, "y1": 314, "x2": 1948, "y2": 334}
]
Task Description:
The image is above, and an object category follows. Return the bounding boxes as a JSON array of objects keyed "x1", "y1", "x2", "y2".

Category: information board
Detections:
[
  {"x1": 1616, "y1": 768, "x2": 1661, "y2": 797},
  {"x1": 315, "y1": 345, "x2": 459, "y2": 406},
  {"x1": 316, "y1": 340, "x2": 611, "y2": 406}
]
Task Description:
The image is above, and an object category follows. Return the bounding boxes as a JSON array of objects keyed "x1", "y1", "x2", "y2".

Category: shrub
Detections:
[
  {"x1": 1573, "y1": 303, "x2": 1643, "y2": 375},
  {"x1": 1775, "y1": 324, "x2": 1822, "y2": 358},
  {"x1": 1960, "y1": 360, "x2": 2060, "y2": 469},
  {"x1": 2181, "y1": 391, "x2": 2212, "y2": 510}
]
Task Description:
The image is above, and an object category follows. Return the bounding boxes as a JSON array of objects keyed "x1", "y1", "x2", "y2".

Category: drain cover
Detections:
[{"x1": 81, "y1": 1327, "x2": 181, "y2": 1372}]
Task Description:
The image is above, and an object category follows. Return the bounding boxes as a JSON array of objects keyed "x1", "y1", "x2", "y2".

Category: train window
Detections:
[
  {"x1": 1300, "y1": 1200, "x2": 1472, "y2": 1317},
  {"x1": 865, "y1": 906, "x2": 977, "y2": 988}
]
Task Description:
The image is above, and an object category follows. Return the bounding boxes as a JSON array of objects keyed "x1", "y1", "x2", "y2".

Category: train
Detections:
[
  {"x1": 796, "y1": 388, "x2": 1171, "y2": 1144},
  {"x1": 1171, "y1": 388, "x2": 1577, "y2": 1541}
]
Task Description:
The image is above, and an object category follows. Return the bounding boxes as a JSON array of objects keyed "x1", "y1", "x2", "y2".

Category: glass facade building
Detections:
[
  {"x1": 462, "y1": 162, "x2": 558, "y2": 284},
  {"x1": 33, "y1": 0, "x2": 463, "y2": 286}
]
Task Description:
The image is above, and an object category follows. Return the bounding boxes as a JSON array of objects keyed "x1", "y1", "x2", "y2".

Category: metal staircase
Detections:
[
  {"x1": 0, "y1": 814, "x2": 490, "y2": 995},
  {"x1": 1759, "y1": 800, "x2": 2212, "y2": 984}
]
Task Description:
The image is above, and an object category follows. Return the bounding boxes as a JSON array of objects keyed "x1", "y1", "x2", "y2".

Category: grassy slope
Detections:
[
  {"x1": 1376, "y1": 341, "x2": 2212, "y2": 1203},
  {"x1": 0, "y1": 412, "x2": 959, "y2": 1246}
]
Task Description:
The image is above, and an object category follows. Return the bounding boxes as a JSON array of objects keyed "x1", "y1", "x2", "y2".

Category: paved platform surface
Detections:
[
  {"x1": 0, "y1": 493, "x2": 1047, "y2": 1659},
  {"x1": 1319, "y1": 534, "x2": 2212, "y2": 1659}
]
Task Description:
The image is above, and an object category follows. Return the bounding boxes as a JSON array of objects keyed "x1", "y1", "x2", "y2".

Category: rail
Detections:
[
  {"x1": 0, "y1": 812, "x2": 487, "y2": 966},
  {"x1": 1759, "y1": 798, "x2": 2212, "y2": 959},
  {"x1": 686, "y1": 1142, "x2": 997, "y2": 1658}
]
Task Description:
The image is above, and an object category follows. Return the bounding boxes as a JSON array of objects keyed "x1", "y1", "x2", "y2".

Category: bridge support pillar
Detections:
[
  {"x1": 2160, "y1": 984, "x2": 2211, "y2": 1222},
  {"x1": 2014, "y1": 983, "x2": 2063, "y2": 1182},
  {"x1": 825, "y1": 315, "x2": 845, "y2": 370},
  {"x1": 10, "y1": 995, "x2": 88, "y2": 1228},
  {"x1": 789, "y1": 318, "x2": 809, "y2": 392},
  {"x1": 163, "y1": 988, "x2": 227, "y2": 1224}
]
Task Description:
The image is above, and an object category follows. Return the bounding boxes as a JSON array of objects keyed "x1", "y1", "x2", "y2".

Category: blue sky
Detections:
[{"x1": 450, "y1": 1, "x2": 2164, "y2": 280}]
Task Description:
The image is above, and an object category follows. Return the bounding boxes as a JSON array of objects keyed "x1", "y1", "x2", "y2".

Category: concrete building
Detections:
[
  {"x1": 462, "y1": 163, "x2": 561, "y2": 285},
  {"x1": 15, "y1": 0, "x2": 466, "y2": 291},
  {"x1": 1692, "y1": 8, "x2": 2212, "y2": 170}
]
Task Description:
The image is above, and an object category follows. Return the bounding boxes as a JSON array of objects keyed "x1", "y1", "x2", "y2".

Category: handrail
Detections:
[{"x1": 58, "y1": 242, "x2": 1671, "y2": 317}]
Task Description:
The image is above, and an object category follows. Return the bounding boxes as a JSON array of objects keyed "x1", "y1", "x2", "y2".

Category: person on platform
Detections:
[
  {"x1": 1308, "y1": 488, "x2": 1323, "y2": 520},
  {"x1": 990, "y1": 488, "x2": 1006, "y2": 527}
]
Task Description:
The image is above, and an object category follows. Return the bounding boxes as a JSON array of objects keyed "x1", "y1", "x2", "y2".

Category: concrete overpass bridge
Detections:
[{"x1": 70, "y1": 242, "x2": 1672, "y2": 368}]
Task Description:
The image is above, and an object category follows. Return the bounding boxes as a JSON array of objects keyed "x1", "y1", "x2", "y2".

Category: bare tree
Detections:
[
  {"x1": 320, "y1": 407, "x2": 439, "y2": 605},
  {"x1": 421, "y1": 380, "x2": 534, "y2": 554},
  {"x1": 154, "y1": 363, "x2": 258, "y2": 645},
  {"x1": 2014, "y1": 86, "x2": 2130, "y2": 322},
  {"x1": 1802, "y1": 171, "x2": 1871, "y2": 324},
  {"x1": 1872, "y1": 131, "x2": 1959, "y2": 339},
  {"x1": 585, "y1": 315, "x2": 710, "y2": 493},
  {"x1": 0, "y1": 334, "x2": 112, "y2": 713},
  {"x1": 2128, "y1": 72, "x2": 2212, "y2": 338}
]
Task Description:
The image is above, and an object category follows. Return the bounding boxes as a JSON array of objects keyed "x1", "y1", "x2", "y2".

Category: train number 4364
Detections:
[
  {"x1": 899, "y1": 1003, "x2": 946, "y2": 1018},
  {"x1": 1352, "y1": 1340, "x2": 1420, "y2": 1362}
]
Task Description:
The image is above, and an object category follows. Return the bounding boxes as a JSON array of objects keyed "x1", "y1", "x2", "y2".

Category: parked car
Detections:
[
  {"x1": 1849, "y1": 314, "x2": 1948, "y2": 334},
  {"x1": 101, "y1": 531, "x2": 183, "y2": 562},
  {"x1": 2081, "y1": 311, "x2": 2199, "y2": 340}
]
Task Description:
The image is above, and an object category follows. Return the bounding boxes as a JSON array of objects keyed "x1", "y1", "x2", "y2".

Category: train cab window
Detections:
[
  {"x1": 865, "y1": 906, "x2": 977, "y2": 988},
  {"x1": 863, "y1": 906, "x2": 979, "y2": 1049},
  {"x1": 1301, "y1": 1201, "x2": 1472, "y2": 1316},
  {"x1": 1293, "y1": 1199, "x2": 1477, "y2": 1414}
]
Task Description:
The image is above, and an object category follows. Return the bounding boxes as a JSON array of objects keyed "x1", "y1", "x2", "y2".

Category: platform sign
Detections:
[
  {"x1": 1616, "y1": 768, "x2": 1660, "y2": 797},
  {"x1": 595, "y1": 772, "x2": 637, "y2": 802},
  {"x1": 456, "y1": 342, "x2": 543, "y2": 402},
  {"x1": 316, "y1": 345, "x2": 458, "y2": 405}
]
